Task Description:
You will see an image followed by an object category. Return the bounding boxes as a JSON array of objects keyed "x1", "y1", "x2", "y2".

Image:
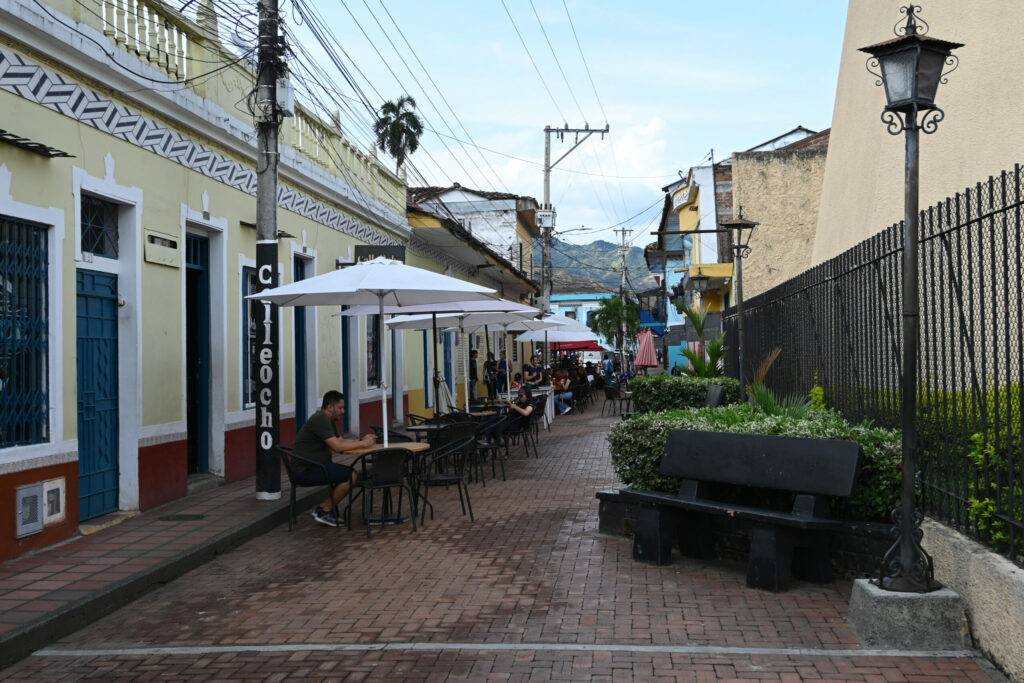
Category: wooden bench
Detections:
[{"x1": 617, "y1": 429, "x2": 863, "y2": 591}]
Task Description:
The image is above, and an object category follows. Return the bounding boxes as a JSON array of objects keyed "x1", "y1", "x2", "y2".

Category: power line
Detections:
[{"x1": 499, "y1": 0, "x2": 566, "y2": 124}]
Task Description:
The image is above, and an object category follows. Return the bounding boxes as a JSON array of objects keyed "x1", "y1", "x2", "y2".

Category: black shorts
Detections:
[{"x1": 292, "y1": 462, "x2": 353, "y2": 487}]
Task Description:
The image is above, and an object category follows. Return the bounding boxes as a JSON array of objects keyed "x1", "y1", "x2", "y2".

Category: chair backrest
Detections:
[
  {"x1": 277, "y1": 445, "x2": 297, "y2": 480},
  {"x1": 436, "y1": 421, "x2": 479, "y2": 445},
  {"x1": 661, "y1": 429, "x2": 863, "y2": 497},
  {"x1": 361, "y1": 448, "x2": 412, "y2": 485},
  {"x1": 704, "y1": 384, "x2": 726, "y2": 407},
  {"x1": 604, "y1": 385, "x2": 620, "y2": 400}
]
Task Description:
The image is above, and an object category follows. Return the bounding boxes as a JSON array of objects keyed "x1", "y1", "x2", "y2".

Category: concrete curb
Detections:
[{"x1": 0, "y1": 487, "x2": 321, "y2": 670}]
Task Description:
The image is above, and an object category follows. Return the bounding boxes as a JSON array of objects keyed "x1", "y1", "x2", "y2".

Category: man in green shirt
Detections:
[{"x1": 291, "y1": 390, "x2": 377, "y2": 527}]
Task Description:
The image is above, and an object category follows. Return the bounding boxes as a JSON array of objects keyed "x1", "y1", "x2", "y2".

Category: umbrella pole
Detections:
[
  {"x1": 432, "y1": 312, "x2": 441, "y2": 416},
  {"x1": 483, "y1": 325, "x2": 490, "y2": 398},
  {"x1": 379, "y1": 297, "x2": 388, "y2": 448},
  {"x1": 504, "y1": 326, "x2": 511, "y2": 395},
  {"x1": 462, "y1": 324, "x2": 469, "y2": 411}
]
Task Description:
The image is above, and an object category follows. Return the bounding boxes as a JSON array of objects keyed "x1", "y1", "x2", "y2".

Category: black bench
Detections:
[{"x1": 617, "y1": 429, "x2": 862, "y2": 591}]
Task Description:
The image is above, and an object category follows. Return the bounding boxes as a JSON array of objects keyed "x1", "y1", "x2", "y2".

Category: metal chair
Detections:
[
  {"x1": 347, "y1": 448, "x2": 418, "y2": 537},
  {"x1": 415, "y1": 437, "x2": 476, "y2": 525},
  {"x1": 277, "y1": 445, "x2": 345, "y2": 532},
  {"x1": 601, "y1": 385, "x2": 631, "y2": 416}
]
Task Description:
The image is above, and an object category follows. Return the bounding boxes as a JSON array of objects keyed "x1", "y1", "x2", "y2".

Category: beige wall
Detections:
[
  {"x1": 814, "y1": 1, "x2": 1024, "y2": 264},
  {"x1": 733, "y1": 147, "x2": 827, "y2": 298}
]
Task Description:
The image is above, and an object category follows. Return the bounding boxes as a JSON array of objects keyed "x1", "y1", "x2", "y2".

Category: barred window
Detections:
[
  {"x1": 81, "y1": 195, "x2": 119, "y2": 258},
  {"x1": 1, "y1": 216, "x2": 49, "y2": 447}
]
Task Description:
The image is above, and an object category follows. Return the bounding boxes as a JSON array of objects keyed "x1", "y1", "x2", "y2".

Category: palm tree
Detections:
[
  {"x1": 373, "y1": 96, "x2": 423, "y2": 173},
  {"x1": 588, "y1": 295, "x2": 640, "y2": 356}
]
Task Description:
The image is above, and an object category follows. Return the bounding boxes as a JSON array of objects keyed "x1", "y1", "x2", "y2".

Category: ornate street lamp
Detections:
[
  {"x1": 720, "y1": 213, "x2": 757, "y2": 402},
  {"x1": 859, "y1": 4, "x2": 962, "y2": 593}
]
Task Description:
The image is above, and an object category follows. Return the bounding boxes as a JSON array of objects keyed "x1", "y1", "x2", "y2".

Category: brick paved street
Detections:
[{"x1": 2, "y1": 414, "x2": 999, "y2": 681}]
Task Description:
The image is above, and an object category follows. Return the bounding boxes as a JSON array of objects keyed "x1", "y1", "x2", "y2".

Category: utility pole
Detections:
[
  {"x1": 539, "y1": 124, "x2": 609, "y2": 316},
  {"x1": 254, "y1": 0, "x2": 284, "y2": 501},
  {"x1": 614, "y1": 226, "x2": 631, "y2": 373}
]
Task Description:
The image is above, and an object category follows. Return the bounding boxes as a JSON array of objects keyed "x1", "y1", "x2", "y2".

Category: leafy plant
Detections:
[
  {"x1": 628, "y1": 375, "x2": 740, "y2": 413},
  {"x1": 747, "y1": 382, "x2": 813, "y2": 420},
  {"x1": 607, "y1": 404, "x2": 902, "y2": 522},
  {"x1": 966, "y1": 430, "x2": 1024, "y2": 558},
  {"x1": 676, "y1": 304, "x2": 726, "y2": 378}
]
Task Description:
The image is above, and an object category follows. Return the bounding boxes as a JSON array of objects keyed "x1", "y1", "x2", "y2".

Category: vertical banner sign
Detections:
[{"x1": 255, "y1": 241, "x2": 280, "y2": 496}]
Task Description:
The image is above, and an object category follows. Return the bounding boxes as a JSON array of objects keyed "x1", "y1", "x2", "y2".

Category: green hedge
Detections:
[
  {"x1": 628, "y1": 375, "x2": 741, "y2": 413},
  {"x1": 607, "y1": 403, "x2": 901, "y2": 522}
]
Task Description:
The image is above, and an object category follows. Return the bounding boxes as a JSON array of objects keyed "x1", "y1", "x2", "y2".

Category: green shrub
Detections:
[
  {"x1": 607, "y1": 403, "x2": 902, "y2": 522},
  {"x1": 628, "y1": 375, "x2": 740, "y2": 413}
]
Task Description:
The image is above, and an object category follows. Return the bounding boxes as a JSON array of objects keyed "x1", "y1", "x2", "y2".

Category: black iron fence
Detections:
[{"x1": 724, "y1": 164, "x2": 1024, "y2": 566}]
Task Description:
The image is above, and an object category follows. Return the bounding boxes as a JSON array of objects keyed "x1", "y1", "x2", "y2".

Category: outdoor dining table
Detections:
[{"x1": 404, "y1": 423, "x2": 453, "y2": 442}]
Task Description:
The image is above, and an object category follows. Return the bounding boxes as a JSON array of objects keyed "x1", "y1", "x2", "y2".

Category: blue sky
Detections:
[{"x1": 285, "y1": 1, "x2": 849, "y2": 245}]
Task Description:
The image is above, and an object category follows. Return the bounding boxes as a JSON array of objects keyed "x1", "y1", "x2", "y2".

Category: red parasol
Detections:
[
  {"x1": 550, "y1": 340, "x2": 607, "y2": 352},
  {"x1": 634, "y1": 328, "x2": 658, "y2": 367}
]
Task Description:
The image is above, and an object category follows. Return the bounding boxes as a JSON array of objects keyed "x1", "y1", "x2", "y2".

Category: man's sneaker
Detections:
[
  {"x1": 312, "y1": 506, "x2": 343, "y2": 527},
  {"x1": 562, "y1": 406, "x2": 572, "y2": 415}
]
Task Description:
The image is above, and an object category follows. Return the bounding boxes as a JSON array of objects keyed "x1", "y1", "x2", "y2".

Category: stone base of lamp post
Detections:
[{"x1": 847, "y1": 579, "x2": 970, "y2": 651}]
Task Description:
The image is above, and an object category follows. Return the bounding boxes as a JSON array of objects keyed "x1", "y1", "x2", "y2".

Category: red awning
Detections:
[{"x1": 550, "y1": 340, "x2": 607, "y2": 352}]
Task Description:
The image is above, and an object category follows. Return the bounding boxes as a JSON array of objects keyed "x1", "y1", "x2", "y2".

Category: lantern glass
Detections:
[
  {"x1": 879, "y1": 47, "x2": 917, "y2": 105},
  {"x1": 691, "y1": 275, "x2": 710, "y2": 293},
  {"x1": 914, "y1": 47, "x2": 947, "y2": 103}
]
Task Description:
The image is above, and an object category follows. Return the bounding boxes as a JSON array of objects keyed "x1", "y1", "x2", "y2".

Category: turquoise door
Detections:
[
  {"x1": 77, "y1": 269, "x2": 119, "y2": 520},
  {"x1": 185, "y1": 234, "x2": 210, "y2": 473}
]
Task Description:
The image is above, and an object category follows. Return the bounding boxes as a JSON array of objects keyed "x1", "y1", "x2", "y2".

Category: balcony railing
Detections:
[{"x1": 61, "y1": 0, "x2": 405, "y2": 218}]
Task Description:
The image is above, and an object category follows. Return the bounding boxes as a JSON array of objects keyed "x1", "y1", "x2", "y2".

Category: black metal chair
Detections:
[
  {"x1": 277, "y1": 445, "x2": 346, "y2": 532},
  {"x1": 503, "y1": 403, "x2": 539, "y2": 459},
  {"x1": 347, "y1": 448, "x2": 418, "y2": 537},
  {"x1": 474, "y1": 416, "x2": 508, "y2": 482},
  {"x1": 415, "y1": 436, "x2": 476, "y2": 525},
  {"x1": 601, "y1": 385, "x2": 631, "y2": 416}
]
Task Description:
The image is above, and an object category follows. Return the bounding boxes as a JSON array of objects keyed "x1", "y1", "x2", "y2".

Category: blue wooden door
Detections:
[
  {"x1": 443, "y1": 331, "x2": 454, "y2": 393},
  {"x1": 77, "y1": 269, "x2": 119, "y2": 520},
  {"x1": 293, "y1": 257, "x2": 307, "y2": 430},
  {"x1": 185, "y1": 234, "x2": 210, "y2": 473}
]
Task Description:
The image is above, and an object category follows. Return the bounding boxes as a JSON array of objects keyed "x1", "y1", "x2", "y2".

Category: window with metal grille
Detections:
[
  {"x1": 80, "y1": 195, "x2": 119, "y2": 258},
  {"x1": 1, "y1": 216, "x2": 49, "y2": 447}
]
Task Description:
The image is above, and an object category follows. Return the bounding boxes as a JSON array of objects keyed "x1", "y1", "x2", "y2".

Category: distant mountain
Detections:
[{"x1": 536, "y1": 238, "x2": 657, "y2": 295}]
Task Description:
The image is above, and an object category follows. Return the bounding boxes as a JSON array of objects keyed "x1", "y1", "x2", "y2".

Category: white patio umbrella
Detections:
[
  {"x1": 507, "y1": 313, "x2": 591, "y2": 367},
  {"x1": 516, "y1": 327, "x2": 600, "y2": 344},
  {"x1": 461, "y1": 315, "x2": 564, "y2": 396},
  {"x1": 387, "y1": 305, "x2": 541, "y2": 410},
  {"x1": 247, "y1": 257, "x2": 497, "y2": 446},
  {"x1": 338, "y1": 299, "x2": 538, "y2": 414}
]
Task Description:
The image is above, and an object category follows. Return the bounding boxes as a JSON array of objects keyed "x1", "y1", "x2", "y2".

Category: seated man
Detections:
[{"x1": 291, "y1": 390, "x2": 377, "y2": 527}]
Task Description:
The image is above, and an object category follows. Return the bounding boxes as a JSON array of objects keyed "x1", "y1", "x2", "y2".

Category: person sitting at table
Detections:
[
  {"x1": 291, "y1": 390, "x2": 377, "y2": 527},
  {"x1": 509, "y1": 373, "x2": 523, "y2": 390},
  {"x1": 479, "y1": 385, "x2": 534, "y2": 444},
  {"x1": 522, "y1": 355, "x2": 542, "y2": 388},
  {"x1": 552, "y1": 370, "x2": 573, "y2": 415}
]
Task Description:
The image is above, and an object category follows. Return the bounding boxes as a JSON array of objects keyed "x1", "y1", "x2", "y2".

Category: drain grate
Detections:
[{"x1": 157, "y1": 514, "x2": 206, "y2": 522}]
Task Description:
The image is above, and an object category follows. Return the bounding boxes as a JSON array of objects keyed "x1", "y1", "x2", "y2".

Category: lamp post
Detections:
[
  {"x1": 720, "y1": 214, "x2": 757, "y2": 402},
  {"x1": 859, "y1": 4, "x2": 962, "y2": 593}
]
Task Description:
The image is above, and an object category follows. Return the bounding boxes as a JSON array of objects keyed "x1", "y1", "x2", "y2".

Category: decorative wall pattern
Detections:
[{"x1": 0, "y1": 47, "x2": 398, "y2": 246}]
